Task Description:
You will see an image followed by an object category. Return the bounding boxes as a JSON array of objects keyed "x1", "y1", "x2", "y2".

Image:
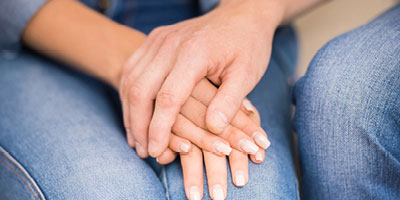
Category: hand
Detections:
[
  {"x1": 155, "y1": 79, "x2": 270, "y2": 164},
  {"x1": 119, "y1": 0, "x2": 281, "y2": 158},
  {"x1": 180, "y1": 97, "x2": 263, "y2": 200}
]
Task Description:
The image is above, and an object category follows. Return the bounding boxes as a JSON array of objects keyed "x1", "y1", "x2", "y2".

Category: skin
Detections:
[
  {"x1": 119, "y1": 0, "x2": 327, "y2": 159},
  {"x1": 22, "y1": 0, "x2": 327, "y2": 198}
]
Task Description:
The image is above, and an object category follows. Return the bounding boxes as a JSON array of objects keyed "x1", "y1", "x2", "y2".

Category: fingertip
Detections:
[
  {"x1": 206, "y1": 109, "x2": 228, "y2": 134},
  {"x1": 135, "y1": 142, "x2": 149, "y2": 158},
  {"x1": 234, "y1": 170, "x2": 247, "y2": 187},
  {"x1": 189, "y1": 186, "x2": 202, "y2": 200}
]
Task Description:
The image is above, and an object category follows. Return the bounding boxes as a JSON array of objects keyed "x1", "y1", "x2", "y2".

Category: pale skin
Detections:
[{"x1": 22, "y1": 0, "x2": 326, "y2": 199}]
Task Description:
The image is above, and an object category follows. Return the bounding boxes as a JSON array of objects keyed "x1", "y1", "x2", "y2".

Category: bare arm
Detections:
[{"x1": 21, "y1": 0, "x2": 146, "y2": 89}]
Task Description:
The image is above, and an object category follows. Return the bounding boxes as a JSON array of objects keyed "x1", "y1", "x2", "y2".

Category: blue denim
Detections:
[
  {"x1": 0, "y1": 0, "x2": 298, "y2": 199},
  {"x1": 294, "y1": 3, "x2": 400, "y2": 200}
]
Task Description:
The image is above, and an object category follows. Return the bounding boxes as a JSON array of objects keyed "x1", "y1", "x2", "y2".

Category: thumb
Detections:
[{"x1": 206, "y1": 64, "x2": 258, "y2": 134}]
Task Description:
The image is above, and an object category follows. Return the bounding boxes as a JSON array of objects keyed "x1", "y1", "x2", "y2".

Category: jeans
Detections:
[
  {"x1": 294, "y1": 3, "x2": 400, "y2": 200},
  {"x1": 0, "y1": 0, "x2": 298, "y2": 199}
]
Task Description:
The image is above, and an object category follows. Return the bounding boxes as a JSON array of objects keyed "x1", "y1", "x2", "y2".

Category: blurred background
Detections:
[{"x1": 293, "y1": 0, "x2": 397, "y2": 77}]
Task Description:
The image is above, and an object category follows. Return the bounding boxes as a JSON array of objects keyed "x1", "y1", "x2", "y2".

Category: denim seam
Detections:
[
  {"x1": 160, "y1": 166, "x2": 170, "y2": 200},
  {"x1": 0, "y1": 146, "x2": 46, "y2": 200}
]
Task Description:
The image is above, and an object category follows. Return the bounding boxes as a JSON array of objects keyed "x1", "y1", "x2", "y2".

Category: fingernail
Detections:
[
  {"x1": 148, "y1": 140, "x2": 158, "y2": 157},
  {"x1": 213, "y1": 141, "x2": 232, "y2": 155},
  {"x1": 255, "y1": 151, "x2": 263, "y2": 161},
  {"x1": 242, "y1": 99, "x2": 255, "y2": 113},
  {"x1": 252, "y1": 132, "x2": 271, "y2": 149},
  {"x1": 189, "y1": 186, "x2": 201, "y2": 200},
  {"x1": 212, "y1": 184, "x2": 224, "y2": 200},
  {"x1": 235, "y1": 171, "x2": 245, "y2": 187},
  {"x1": 178, "y1": 142, "x2": 190, "y2": 153},
  {"x1": 213, "y1": 111, "x2": 228, "y2": 131},
  {"x1": 135, "y1": 142, "x2": 145, "y2": 157},
  {"x1": 239, "y1": 139, "x2": 259, "y2": 154}
]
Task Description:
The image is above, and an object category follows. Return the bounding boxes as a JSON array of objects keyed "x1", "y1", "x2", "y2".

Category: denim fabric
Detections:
[
  {"x1": 294, "y1": 3, "x2": 400, "y2": 200},
  {"x1": 0, "y1": 0, "x2": 298, "y2": 199},
  {"x1": 0, "y1": 0, "x2": 47, "y2": 50}
]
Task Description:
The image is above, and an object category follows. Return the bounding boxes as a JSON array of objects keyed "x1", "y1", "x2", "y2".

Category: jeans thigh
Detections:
[
  {"x1": 0, "y1": 51, "x2": 166, "y2": 199},
  {"x1": 294, "y1": 3, "x2": 400, "y2": 199}
]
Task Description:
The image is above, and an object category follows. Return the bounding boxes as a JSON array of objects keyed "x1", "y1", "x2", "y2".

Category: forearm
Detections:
[{"x1": 22, "y1": 0, "x2": 146, "y2": 89}]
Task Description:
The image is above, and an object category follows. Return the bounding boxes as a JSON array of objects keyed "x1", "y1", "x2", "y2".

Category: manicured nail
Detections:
[
  {"x1": 255, "y1": 151, "x2": 263, "y2": 161},
  {"x1": 189, "y1": 186, "x2": 201, "y2": 200},
  {"x1": 252, "y1": 132, "x2": 271, "y2": 149},
  {"x1": 148, "y1": 140, "x2": 158, "y2": 157},
  {"x1": 235, "y1": 171, "x2": 245, "y2": 187},
  {"x1": 212, "y1": 184, "x2": 224, "y2": 200},
  {"x1": 239, "y1": 139, "x2": 259, "y2": 154},
  {"x1": 135, "y1": 142, "x2": 146, "y2": 157},
  {"x1": 213, "y1": 141, "x2": 232, "y2": 155},
  {"x1": 179, "y1": 142, "x2": 190, "y2": 153},
  {"x1": 242, "y1": 99, "x2": 255, "y2": 113},
  {"x1": 213, "y1": 111, "x2": 228, "y2": 132}
]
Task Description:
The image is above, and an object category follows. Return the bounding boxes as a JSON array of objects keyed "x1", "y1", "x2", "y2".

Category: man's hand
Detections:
[{"x1": 120, "y1": 0, "x2": 284, "y2": 158}]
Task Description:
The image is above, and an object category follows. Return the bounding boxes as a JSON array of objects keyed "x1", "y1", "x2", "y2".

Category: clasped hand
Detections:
[{"x1": 118, "y1": 1, "x2": 277, "y2": 199}]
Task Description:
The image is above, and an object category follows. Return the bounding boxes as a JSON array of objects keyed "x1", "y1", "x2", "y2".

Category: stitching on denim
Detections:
[
  {"x1": 0, "y1": 146, "x2": 46, "y2": 200},
  {"x1": 160, "y1": 166, "x2": 170, "y2": 200},
  {"x1": 0, "y1": 157, "x2": 39, "y2": 200}
]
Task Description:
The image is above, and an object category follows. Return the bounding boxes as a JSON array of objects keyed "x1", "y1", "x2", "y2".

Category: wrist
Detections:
[
  {"x1": 106, "y1": 24, "x2": 146, "y2": 89},
  {"x1": 215, "y1": 0, "x2": 286, "y2": 35}
]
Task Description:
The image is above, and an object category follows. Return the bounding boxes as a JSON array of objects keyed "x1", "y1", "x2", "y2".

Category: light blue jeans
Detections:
[
  {"x1": 0, "y1": 0, "x2": 298, "y2": 199},
  {"x1": 294, "y1": 3, "x2": 400, "y2": 200}
]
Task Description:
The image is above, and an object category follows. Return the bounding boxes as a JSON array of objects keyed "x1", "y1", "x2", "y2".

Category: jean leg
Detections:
[
  {"x1": 294, "y1": 4, "x2": 400, "y2": 199},
  {"x1": 166, "y1": 25, "x2": 299, "y2": 200},
  {"x1": 0, "y1": 51, "x2": 166, "y2": 199}
]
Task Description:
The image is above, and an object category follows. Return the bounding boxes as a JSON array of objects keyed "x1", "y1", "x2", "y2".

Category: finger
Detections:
[
  {"x1": 190, "y1": 79, "x2": 267, "y2": 149},
  {"x1": 173, "y1": 114, "x2": 232, "y2": 156},
  {"x1": 219, "y1": 126, "x2": 259, "y2": 155},
  {"x1": 228, "y1": 149, "x2": 248, "y2": 187},
  {"x1": 206, "y1": 64, "x2": 257, "y2": 134},
  {"x1": 231, "y1": 111, "x2": 270, "y2": 150},
  {"x1": 148, "y1": 46, "x2": 207, "y2": 157},
  {"x1": 204, "y1": 150, "x2": 227, "y2": 200},
  {"x1": 181, "y1": 145, "x2": 204, "y2": 200},
  {"x1": 169, "y1": 133, "x2": 192, "y2": 154},
  {"x1": 128, "y1": 96, "x2": 152, "y2": 158},
  {"x1": 125, "y1": 29, "x2": 173, "y2": 158},
  {"x1": 181, "y1": 97, "x2": 259, "y2": 154},
  {"x1": 126, "y1": 130, "x2": 135, "y2": 148},
  {"x1": 240, "y1": 99, "x2": 256, "y2": 116},
  {"x1": 156, "y1": 148, "x2": 177, "y2": 165},
  {"x1": 249, "y1": 149, "x2": 265, "y2": 164},
  {"x1": 246, "y1": 101, "x2": 261, "y2": 126},
  {"x1": 127, "y1": 31, "x2": 183, "y2": 157}
]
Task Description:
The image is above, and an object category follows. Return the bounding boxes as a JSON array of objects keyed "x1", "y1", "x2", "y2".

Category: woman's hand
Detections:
[
  {"x1": 179, "y1": 98, "x2": 263, "y2": 200},
  {"x1": 129, "y1": 78, "x2": 271, "y2": 161},
  {"x1": 119, "y1": 0, "x2": 284, "y2": 158}
]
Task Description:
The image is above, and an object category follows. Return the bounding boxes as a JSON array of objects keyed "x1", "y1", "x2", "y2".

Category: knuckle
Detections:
[
  {"x1": 128, "y1": 83, "x2": 145, "y2": 103},
  {"x1": 163, "y1": 32, "x2": 180, "y2": 46},
  {"x1": 223, "y1": 94, "x2": 241, "y2": 108},
  {"x1": 149, "y1": 26, "x2": 166, "y2": 38},
  {"x1": 156, "y1": 90, "x2": 182, "y2": 108},
  {"x1": 181, "y1": 37, "x2": 202, "y2": 52}
]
